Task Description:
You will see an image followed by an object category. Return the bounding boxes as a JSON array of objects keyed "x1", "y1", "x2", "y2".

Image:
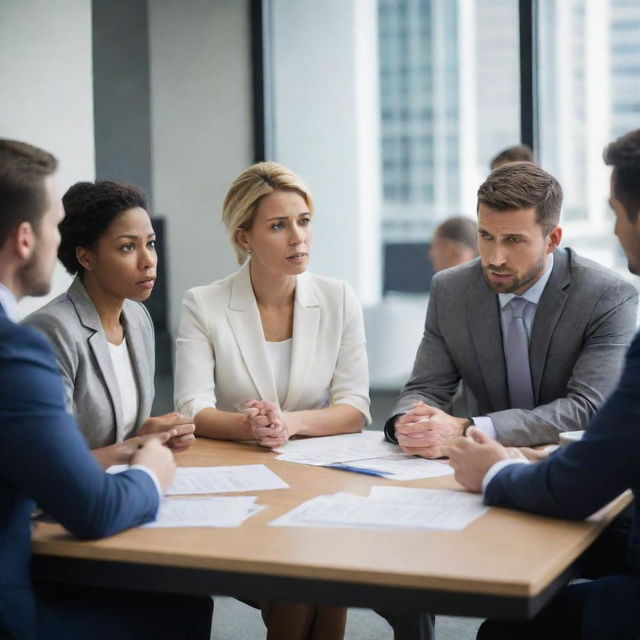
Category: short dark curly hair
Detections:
[
  {"x1": 58, "y1": 181, "x2": 148, "y2": 275},
  {"x1": 604, "y1": 129, "x2": 640, "y2": 222}
]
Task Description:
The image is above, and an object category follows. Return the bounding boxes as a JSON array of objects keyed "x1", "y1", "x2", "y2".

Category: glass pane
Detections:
[
  {"x1": 538, "y1": 0, "x2": 640, "y2": 270},
  {"x1": 378, "y1": 0, "x2": 521, "y2": 244}
]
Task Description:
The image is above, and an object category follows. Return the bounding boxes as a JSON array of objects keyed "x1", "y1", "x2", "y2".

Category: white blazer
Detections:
[{"x1": 174, "y1": 261, "x2": 371, "y2": 424}]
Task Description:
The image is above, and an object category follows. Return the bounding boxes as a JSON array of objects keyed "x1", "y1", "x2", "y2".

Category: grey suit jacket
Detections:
[
  {"x1": 24, "y1": 277, "x2": 155, "y2": 448},
  {"x1": 385, "y1": 248, "x2": 639, "y2": 446}
]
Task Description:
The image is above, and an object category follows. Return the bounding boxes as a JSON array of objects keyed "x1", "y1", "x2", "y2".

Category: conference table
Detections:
[{"x1": 31, "y1": 437, "x2": 629, "y2": 620}]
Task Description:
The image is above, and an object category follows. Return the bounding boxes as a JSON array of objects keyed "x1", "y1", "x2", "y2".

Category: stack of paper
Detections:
[
  {"x1": 108, "y1": 463, "x2": 289, "y2": 494},
  {"x1": 275, "y1": 432, "x2": 453, "y2": 480},
  {"x1": 270, "y1": 486, "x2": 488, "y2": 531},
  {"x1": 106, "y1": 464, "x2": 289, "y2": 528},
  {"x1": 275, "y1": 431, "x2": 398, "y2": 465},
  {"x1": 143, "y1": 496, "x2": 265, "y2": 528},
  {"x1": 165, "y1": 464, "x2": 289, "y2": 495}
]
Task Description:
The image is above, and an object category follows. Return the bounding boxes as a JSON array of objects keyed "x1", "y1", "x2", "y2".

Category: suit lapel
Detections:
[
  {"x1": 283, "y1": 272, "x2": 320, "y2": 411},
  {"x1": 68, "y1": 277, "x2": 124, "y2": 440},
  {"x1": 121, "y1": 303, "x2": 151, "y2": 430},
  {"x1": 530, "y1": 249, "x2": 570, "y2": 401},
  {"x1": 227, "y1": 263, "x2": 279, "y2": 404},
  {"x1": 469, "y1": 268, "x2": 509, "y2": 411}
]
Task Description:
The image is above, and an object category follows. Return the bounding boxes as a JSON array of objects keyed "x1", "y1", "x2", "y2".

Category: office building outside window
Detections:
[
  {"x1": 378, "y1": 0, "x2": 520, "y2": 245},
  {"x1": 379, "y1": 0, "x2": 640, "y2": 274},
  {"x1": 537, "y1": 0, "x2": 640, "y2": 268}
]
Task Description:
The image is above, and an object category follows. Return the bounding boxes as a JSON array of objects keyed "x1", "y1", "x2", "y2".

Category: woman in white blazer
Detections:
[
  {"x1": 174, "y1": 162, "x2": 371, "y2": 640},
  {"x1": 26, "y1": 181, "x2": 195, "y2": 468}
]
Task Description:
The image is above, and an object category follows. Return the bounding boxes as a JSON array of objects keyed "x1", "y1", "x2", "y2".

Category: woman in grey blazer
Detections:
[{"x1": 26, "y1": 181, "x2": 194, "y2": 468}]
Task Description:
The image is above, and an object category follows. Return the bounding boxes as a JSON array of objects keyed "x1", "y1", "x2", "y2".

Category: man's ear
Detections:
[
  {"x1": 546, "y1": 225, "x2": 562, "y2": 253},
  {"x1": 75, "y1": 246, "x2": 94, "y2": 271},
  {"x1": 13, "y1": 222, "x2": 36, "y2": 261}
]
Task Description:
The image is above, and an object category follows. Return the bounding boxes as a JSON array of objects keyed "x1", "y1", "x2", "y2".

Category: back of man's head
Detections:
[
  {"x1": 0, "y1": 140, "x2": 57, "y2": 249},
  {"x1": 490, "y1": 144, "x2": 534, "y2": 171},
  {"x1": 430, "y1": 216, "x2": 479, "y2": 272},
  {"x1": 604, "y1": 130, "x2": 640, "y2": 222},
  {"x1": 477, "y1": 162, "x2": 562, "y2": 235},
  {"x1": 434, "y1": 216, "x2": 478, "y2": 252}
]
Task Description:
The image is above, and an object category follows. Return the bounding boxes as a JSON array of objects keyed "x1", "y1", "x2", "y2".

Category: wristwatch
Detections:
[{"x1": 462, "y1": 417, "x2": 476, "y2": 436}]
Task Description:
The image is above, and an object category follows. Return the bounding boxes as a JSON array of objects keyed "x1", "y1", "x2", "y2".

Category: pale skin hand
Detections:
[
  {"x1": 139, "y1": 412, "x2": 196, "y2": 452},
  {"x1": 244, "y1": 400, "x2": 292, "y2": 449},
  {"x1": 515, "y1": 446, "x2": 550, "y2": 462},
  {"x1": 131, "y1": 436, "x2": 176, "y2": 492},
  {"x1": 394, "y1": 402, "x2": 469, "y2": 459},
  {"x1": 442, "y1": 427, "x2": 513, "y2": 493},
  {"x1": 91, "y1": 413, "x2": 195, "y2": 469},
  {"x1": 92, "y1": 431, "x2": 173, "y2": 469}
]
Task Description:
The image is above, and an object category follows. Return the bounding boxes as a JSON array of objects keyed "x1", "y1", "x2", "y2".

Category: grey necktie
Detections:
[{"x1": 505, "y1": 297, "x2": 535, "y2": 409}]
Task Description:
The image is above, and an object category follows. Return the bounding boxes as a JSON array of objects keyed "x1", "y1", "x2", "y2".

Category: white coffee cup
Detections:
[{"x1": 558, "y1": 430, "x2": 585, "y2": 447}]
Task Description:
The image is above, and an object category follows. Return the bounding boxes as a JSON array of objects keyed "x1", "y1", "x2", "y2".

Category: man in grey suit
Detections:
[{"x1": 385, "y1": 161, "x2": 638, "y2": 457}]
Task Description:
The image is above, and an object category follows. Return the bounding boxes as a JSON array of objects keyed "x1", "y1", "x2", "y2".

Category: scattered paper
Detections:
[
  {"x1": 270, "y1": 488, "x2": 488, "y2": 531},
  {"x1": 275, "y1": 431, "x2": 398, "y2": 466},
  {"x1": 329, "y1": 454, "x2": 453, "y2": 480},
  {"x1": 142, "y1": 496, "x2": 265, "y2": 528},
  {"x1": 275, "y1": 432, "x2": 453, "y2": 480},
  {"x1": 165, "y1": 465, "x2": 288, "y2": 495},
  {"x1": 107, "y1": 464, "x2": 289, "y2": 495},
  {"x1": 368, "y1": 485, "x2": 484, "y2": 507}
]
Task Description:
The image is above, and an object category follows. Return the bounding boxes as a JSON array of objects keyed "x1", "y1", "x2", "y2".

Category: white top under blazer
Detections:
[{"x1": 174, "y1": 260, "x2": 371, "y2": 424}]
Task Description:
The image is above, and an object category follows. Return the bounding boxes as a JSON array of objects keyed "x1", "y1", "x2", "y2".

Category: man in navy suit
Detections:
[
  {"x1": 0, "y1": 139, "x2": 212, "y2": 639},
  {"x1": 446, "y1": 129, "x2": 640, "y2": 639}
]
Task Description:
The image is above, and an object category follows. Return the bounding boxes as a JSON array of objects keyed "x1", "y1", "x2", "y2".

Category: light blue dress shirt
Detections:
[
  {"x1": 0, "y1": 282, "x2": 19, "y2": 321},
  {"x1": 473, "y1": 254, "x2": 555, "y2": 439}
]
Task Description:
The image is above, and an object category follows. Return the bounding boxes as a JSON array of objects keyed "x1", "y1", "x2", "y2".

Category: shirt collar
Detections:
[
  {"x1": 498, "y1": 252, "x2": 554, "y2": 309},
  {"x1": 0, "y1": 282, "x2": 19, "y2": 321}
]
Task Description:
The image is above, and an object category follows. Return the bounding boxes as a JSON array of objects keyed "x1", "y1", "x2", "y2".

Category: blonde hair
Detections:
[{"x1": 222, "y1": 161, "x2": 314, "y2": 264}]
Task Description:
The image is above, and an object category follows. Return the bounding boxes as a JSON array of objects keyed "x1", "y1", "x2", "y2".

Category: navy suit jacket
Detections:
[
  {"x1": 485, "y1": 330, "x2": 640, "y2": 572},
  {"x1": 0, "y1": 306, "x2": 159, "y2": 639}
]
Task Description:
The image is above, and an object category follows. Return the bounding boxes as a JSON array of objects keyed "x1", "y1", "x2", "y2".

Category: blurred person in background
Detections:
[
  {"x1": 490, "y1": 143, "x2": 534, "y2": 170},
  {"x1": 429, "y1": 216, "x2": 478, "y2": 272}
]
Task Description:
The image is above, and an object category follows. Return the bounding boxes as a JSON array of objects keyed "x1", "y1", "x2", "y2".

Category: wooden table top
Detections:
[{"x1": 32, "y1": 437, "x2": 629, "y2": 600}]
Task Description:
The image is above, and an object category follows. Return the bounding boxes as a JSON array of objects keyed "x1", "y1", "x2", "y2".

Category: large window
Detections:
[
  {"x1": 538, "y1": 0, "x2": 640, "y2": 270},
  {"x1": 377, "y1": 0, "x2": 640, "y2": 279},
  {"x1": 379, "y1": 0, "x2": 521, "y2": 244}
]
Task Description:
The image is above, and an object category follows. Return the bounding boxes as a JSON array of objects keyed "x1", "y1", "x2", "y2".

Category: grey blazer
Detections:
[
  {"x1": 385, "y1": 248, "x2": 639, "y2": 446},
  {"x1": 24, "y1": 277, "x2": 155, "y2": 448}
]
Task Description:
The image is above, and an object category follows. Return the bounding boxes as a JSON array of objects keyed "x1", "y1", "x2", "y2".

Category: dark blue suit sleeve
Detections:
[
  {"x1": 485, "y1": 332, "x2": 640, "y2": 519},
  {"x1": 0, "y1": 323, "x2": 159, "y2": 538}
]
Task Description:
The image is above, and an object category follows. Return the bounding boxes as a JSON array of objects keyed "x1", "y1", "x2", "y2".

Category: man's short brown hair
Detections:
[
  {"x1": 0, "y1": 139, "x2": 57, "y2": 248},
  {"x1": 477, "y1": 162, "x2": 563, "y2": 235},
  {"x1": 604, "y1": 129, "x2": 640, "y2": 222}
]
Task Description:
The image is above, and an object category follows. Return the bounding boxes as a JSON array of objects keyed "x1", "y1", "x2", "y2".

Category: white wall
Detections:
[
  {"x1": 0, "y1": 0, "x2": 95, "y2": 316},
  {"x1": 148, "y1": 0, "x2": 253, "y2": 335},
  {"x1": 270, "y1": 0, "x2": 382, "y2": 306}
]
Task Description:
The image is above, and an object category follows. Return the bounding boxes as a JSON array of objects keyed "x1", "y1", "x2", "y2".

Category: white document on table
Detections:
[
  {"x1": 270, "y1": 489, "x2": 488, "y2": 531},
  {"x1": 368, "y1": 485, "x2": 486, "y2": 508},
  {"x1": 142, "y1": 496, "x2": 265, "y2": 528},
  {"x1": 275, "y1": 431, "x2": 398, "y2": 466},
  {"x1": 108, "y1": 464, "x2": 288, "y2": 495},
  {"x1": 329, "y1": 454, "x2": 453, "y2": 480},
  {"x1": 165, "y1": 465, "x2": 288, "y2": 495}
]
